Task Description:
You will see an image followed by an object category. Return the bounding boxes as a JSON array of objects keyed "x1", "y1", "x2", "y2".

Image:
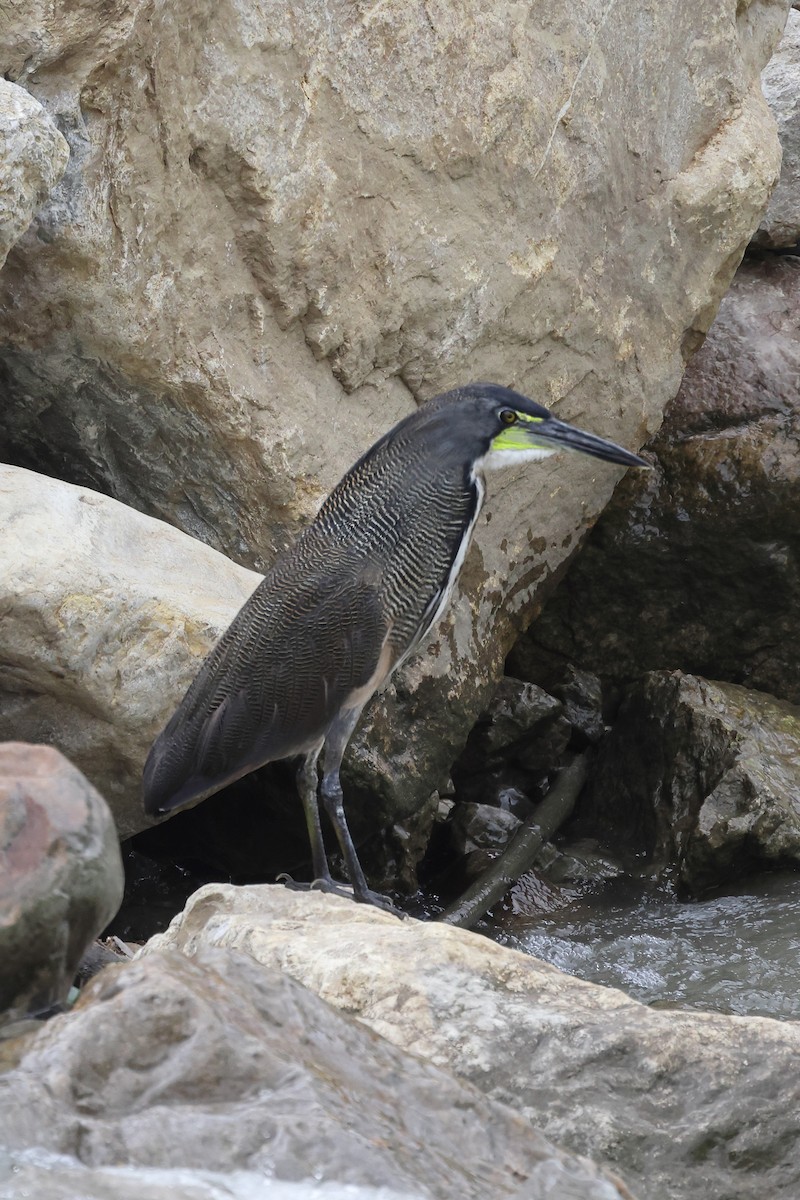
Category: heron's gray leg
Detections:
[
  {"x1": 281, "y1": 743, "x2": 360, "y2": 899},
  {"x1": 318, "y1": 708, "x2": 367, "y2": 894},
  {"x1": 295, "y1": 744, "x2": 331, "y2": 882},
  {"x1": 319, "y1": 709, "x2": 401, "y2": 914},
  {"x1": 320, "y1": 764, "x2": 371, "y2": 897}
]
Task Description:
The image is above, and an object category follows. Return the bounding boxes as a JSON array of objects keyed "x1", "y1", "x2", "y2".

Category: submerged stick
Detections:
[{"x1": 438, "y1": 753, "x2": 588, "y2": 930}]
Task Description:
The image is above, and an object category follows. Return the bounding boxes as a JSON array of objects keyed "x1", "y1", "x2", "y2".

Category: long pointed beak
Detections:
[{"x1": 534, "y1": 417, "x2": 649, "y2": 468}]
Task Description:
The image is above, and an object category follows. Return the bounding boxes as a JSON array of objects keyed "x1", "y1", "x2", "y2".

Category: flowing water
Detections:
[{"x1": 491, "y1": 870, "x2": 800, "y2": 1019}]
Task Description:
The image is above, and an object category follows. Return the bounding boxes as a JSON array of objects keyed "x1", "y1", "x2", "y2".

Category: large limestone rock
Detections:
[
  {"x1": 0, "y1": 743, "x2": 123, "y2": 1026},
  {"x1": 756, "y1": 7, "x2": 800, "y2": 247},
  {"x1": 0, "y1": 464, "x2": 260, "y2": 838},
  {"x1": 515, "y1": 255, "x2": 800, "y2": 704},
  {"x1": 142, "y1": 885, "x2": 800, "y2": 1200},
  {"x1": 0, "y1": 78, "x2": 68, "y2": 269},
  {"x1": 0, "y1": 1, "x2": 785, "y2": 858},
  {"x1": 0, "y1": 948, "x2": 633, "y2": 1200}
]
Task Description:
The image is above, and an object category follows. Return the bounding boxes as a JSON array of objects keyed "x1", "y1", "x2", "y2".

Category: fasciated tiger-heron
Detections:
[{"x1": 143, "y1": 383, "x2": 646, "y2": 908}]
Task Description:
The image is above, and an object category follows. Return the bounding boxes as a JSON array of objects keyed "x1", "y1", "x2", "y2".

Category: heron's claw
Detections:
[
  {"x1": 354, "y1": 888, "x2": 407, "y2": 919},
  {"x1": 276, "y1": 873, "x2": 351, "y2": 900},
  {"x1": 275, "y1": 873, "x2": 405, "y2": 917}
]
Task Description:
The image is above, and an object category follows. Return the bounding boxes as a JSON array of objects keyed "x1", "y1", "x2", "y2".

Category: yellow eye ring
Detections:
[{"x1": 499, "y1": 409, "x2": 517, "y2": 425}]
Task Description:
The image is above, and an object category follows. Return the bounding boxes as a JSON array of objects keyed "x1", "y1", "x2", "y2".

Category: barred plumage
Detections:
[{"x1": 142, "y1": 383, "x2": 646, "y2": 909}]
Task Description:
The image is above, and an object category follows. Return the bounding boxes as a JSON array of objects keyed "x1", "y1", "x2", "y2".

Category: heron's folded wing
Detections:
[{"x1": 142, "y1": 552, "x2": 387, "y2": 815}]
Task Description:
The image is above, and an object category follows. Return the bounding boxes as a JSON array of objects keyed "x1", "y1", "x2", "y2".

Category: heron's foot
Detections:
[
  {"x1": 277, "y1": 872, "x2": 351, "y2": 899},
  {"x1": 276, "y1": 873, "x2": 405, "y2": 917},
  {"x1": 353, "y1": 887, "x2": 407, "y2": 919}
]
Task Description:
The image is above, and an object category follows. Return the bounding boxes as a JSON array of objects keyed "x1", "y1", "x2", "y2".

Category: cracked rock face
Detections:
[{"x1": 0, "y1": 0, "x2": 786, "y2": 862}]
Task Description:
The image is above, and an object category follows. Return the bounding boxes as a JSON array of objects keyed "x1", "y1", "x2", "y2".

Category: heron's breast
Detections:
[{"x1": 340, "y1": 632, "x2": 396, "y2": 710}]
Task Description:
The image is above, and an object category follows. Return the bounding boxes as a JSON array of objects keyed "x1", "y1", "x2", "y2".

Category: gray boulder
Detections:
[
  {"x1": 0, "y1": 742, "x2": 123, "y2": 1027},
  {"x1": 141, "y1": 884, "x2": 800, "y2": 1200},
  {"x1": 0, "y1": 946, "x2": 633, "y2": 1200},
  {"x1": 582, "y1": 671, "x2": 800, "y2": 891}
]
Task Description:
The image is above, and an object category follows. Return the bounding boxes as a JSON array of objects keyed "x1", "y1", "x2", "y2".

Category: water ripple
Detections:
[{"x1": 493, "y1": 872, "x2": 800, "y2": 1019}]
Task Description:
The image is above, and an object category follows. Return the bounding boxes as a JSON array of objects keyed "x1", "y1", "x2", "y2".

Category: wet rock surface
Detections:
[
  {"x1": 0, "y1": 743, "x2": 123, "y2": 1026},
  {"x1": 447, "y1": 801, "x2": 523, "y2": 881},
  {"x1": 580, "y1": 671, "x2": 800, "y2": 892},
  {"x1": 520, "y1": 255, "x2": 800, "y2": 704},
  {"x1": 458, "y1": 677, "x2": 571, "y2": 776},
  {"x1": 142, "y1": 885, "x2": 800, "y2": 1200},
  {"x1": 449, "y1": 680, "x2": 567, "y2": 819},
  {"x1": 423, "y1": 672, "x2": 603, "y2": 903},
  {"x1": 0, "y1": 944, "x2": 633, "y2": 1200}
]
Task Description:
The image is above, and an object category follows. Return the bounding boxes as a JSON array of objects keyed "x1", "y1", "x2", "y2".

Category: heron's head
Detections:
[{"x1": 422, "y1": 383, "x2": 648, "y2": 472}]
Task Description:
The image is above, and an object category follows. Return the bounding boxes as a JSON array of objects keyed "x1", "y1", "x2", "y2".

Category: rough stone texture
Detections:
[
  {"x1": 447, "y1": 801, "x2": 522, "y2": 880},
  {"x1": 0, "y1": 948, "x2": 634, "y2": 1200},
  {"x1": 451, "y1": 678, "x2": 569, "y2": 806},
  {"x1": 141, "y1": 885, "x2": 800, "y2": 1200},
  {"x1": 579, "y1": 671, "x2": 800, "y2": 891},
  {"x1": 543, "y1": 666, "x2": 606, "y2": 746},
  {"x1": 468, "y1": 678, "x2": 567, "y2": 761},
  {"x1": 756, "y1": 7, "x2": 800, "y2": 246},
  {"x1": 0, "y1": 743, "x2": 123, "y2": 1025},
  {"x1": 517, "y1": 255, "x2": 800, "y2": 704},
  {"x1": 0, "y1": 465, "x2": 260, "y2": 838},
  {"x1": 0, "y1": 0, "x2": 786, "y2": 865},
  {"x1": 0, "y1": 78, "x2": 68, "y2": 269}
]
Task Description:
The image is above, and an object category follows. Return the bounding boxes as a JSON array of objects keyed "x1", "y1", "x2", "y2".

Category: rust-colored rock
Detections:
[{"x1": 0, "y1": 743, "x2": 124, "y2": 1025}]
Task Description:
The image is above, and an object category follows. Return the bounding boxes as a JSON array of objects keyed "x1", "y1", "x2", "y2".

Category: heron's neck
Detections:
[{"x1": 478, "y1": 446, "x2": 556, "y2": 472}]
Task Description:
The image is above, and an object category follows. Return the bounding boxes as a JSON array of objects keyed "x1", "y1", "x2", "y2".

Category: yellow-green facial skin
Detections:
[{"x1": 490, "y1": 411, "x2": 546, "y2": 454}]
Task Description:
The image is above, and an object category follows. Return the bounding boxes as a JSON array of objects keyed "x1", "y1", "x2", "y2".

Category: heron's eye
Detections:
[{"x1": 500, "y1": 409, "x2": 517, "y2": 425}]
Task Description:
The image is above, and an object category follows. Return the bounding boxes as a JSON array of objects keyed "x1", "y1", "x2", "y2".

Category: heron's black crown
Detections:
[{"x1": 372, "y1": 383, "x2": 552, "y2": 469}]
